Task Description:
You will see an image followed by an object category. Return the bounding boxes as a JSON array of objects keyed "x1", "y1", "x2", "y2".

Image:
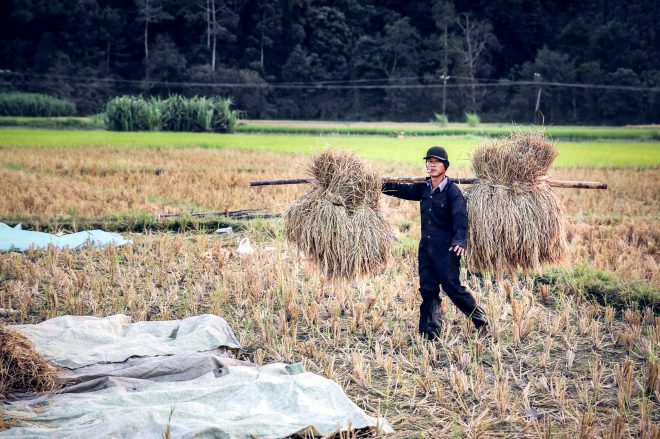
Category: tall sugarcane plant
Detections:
[
  {"x1": 0, "y1": 92, "x2": 76, "y2": 117},
  {"x1": 105, "y1": 95, "x2": 238, "y2": 133},
  {"x1": 104, "y1": 96, "x2": 161, "y2": 131}
]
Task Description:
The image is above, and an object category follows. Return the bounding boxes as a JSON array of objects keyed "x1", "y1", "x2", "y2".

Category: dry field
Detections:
[{"x1": 1, "y1": 145, "x2": 659, "y2": 437}]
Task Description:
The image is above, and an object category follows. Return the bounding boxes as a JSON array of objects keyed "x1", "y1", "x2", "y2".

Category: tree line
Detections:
[{"x1": 0, "y1": 0, "x2": 658, "y2": 124}]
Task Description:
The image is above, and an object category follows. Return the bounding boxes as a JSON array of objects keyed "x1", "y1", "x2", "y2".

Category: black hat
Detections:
[
  {"x1": 423, "y1": 146, "x2": 448, "y2": 161},
  {"x1": 423, "y1": 146, "x2": 450, "y2": 168}
]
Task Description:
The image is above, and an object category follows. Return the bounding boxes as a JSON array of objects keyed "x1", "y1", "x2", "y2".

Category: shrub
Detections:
[
  {"x1": 0, "y1": 92, "x2": 76, "y2": 117},
  {"x1": 465, "y1": 112, "x2": 480, "y2": 127},
  {"x1": 433, "y1": 113, "x2": 449, "y2": 126},
  {"x1": 105, "y1": 95, "x2": 238, "y2": 133},
  {"x1": 211, "y1": 97, "x2": 238, "y2": 133},
  {"x1": 162, "y1": 95, "x2": 212, "y2": 132},
  {"x1": 104, "y1": 96, "x2": 161, "y2": 131}
]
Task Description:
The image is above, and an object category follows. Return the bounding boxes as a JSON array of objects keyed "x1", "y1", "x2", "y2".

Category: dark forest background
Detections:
[{"x1": 1, "y1": 0, "x2": 658, "y2": 124}]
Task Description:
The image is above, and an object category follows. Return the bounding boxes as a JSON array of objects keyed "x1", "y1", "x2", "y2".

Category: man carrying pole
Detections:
[{"x1": 382, "y1": 146, "x2": 489, "y2": 340}]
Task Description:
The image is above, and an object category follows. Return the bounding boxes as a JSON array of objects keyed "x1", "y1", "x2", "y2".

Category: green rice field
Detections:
[{"x1": 1, "y1": 127, "x2": 659, "y2": 167}]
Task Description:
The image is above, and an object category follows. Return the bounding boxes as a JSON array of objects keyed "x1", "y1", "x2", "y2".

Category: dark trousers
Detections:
[{"x1": 418, "y1": 238, "x2": 488, "y2": 338}]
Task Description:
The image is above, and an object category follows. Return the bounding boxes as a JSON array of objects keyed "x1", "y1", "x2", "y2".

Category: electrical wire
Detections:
[{"x1": 1, "y1": 70, "x2": 658, "y2": 92}]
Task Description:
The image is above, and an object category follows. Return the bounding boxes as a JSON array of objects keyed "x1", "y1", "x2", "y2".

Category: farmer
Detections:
[{"x1": 382, "y1": 146, "x2": 488, "y2": 339}]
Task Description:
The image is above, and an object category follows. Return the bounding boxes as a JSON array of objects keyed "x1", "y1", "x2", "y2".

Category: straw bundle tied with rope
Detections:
[
  {"x1": 465, "y1": 129, "x2": 568, "y2": 274},
  {"x1": 0, "y1": 323, "x2": 60, "y2": 398},
  {"x1": 285, "y1": 149, "x2": 394, "y2": 280}
]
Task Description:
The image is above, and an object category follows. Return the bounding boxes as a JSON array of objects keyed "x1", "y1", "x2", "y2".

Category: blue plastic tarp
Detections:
[{"x1": 0, "y1": 222, "x2": 130, "y2": 251}]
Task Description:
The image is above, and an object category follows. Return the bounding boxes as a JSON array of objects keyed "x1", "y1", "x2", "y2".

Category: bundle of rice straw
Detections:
[
  {"x1": 285, "y1": 149, "x2": 394, "y2": 280},
  {"x1": 0, "y1": 322, "x2": 60, "y2": 397},
  {"x1": 465, "y1": 129, "x2": 567, "y2": 274}
]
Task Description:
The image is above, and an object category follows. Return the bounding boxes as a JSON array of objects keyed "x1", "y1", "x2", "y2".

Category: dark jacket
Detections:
[{"x1": 382, "y1": 177, "x2": 468, "y2": 249}]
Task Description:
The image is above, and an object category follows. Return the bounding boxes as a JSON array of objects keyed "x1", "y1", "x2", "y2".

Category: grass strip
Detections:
[
  {"x1": 236, "y1": 122, "x2": 660, "y2": 141},
  {"x1": 536, "y1": 263, "x2": 659, "y2": 313},
  {"x1": 1, "y1": 117, "x2": 658, "y2": 141},
  {"x1": 0, "y1": 117, "x2": 105, "y2": 130}
]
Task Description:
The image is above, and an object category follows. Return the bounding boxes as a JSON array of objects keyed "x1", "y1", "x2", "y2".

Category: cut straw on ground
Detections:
[{"x1": 0, "y1": 323, "x2": 60, "y2": 398}]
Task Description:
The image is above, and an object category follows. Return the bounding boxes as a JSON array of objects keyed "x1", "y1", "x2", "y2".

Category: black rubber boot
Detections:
[{"x1": 419, "y1": 297, "x2": 443, "y2": 340}]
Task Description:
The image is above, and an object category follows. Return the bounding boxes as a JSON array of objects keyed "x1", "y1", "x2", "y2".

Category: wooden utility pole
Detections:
[
  {"x1": 534, "y1": 72, "x2": 542, "y2": 124},
  {"x1": 441, "y1": 74, "x2": 449, "y2": 116},
  {"x1": 441, "y1": 18, "x2": 449, "y2": 116}
]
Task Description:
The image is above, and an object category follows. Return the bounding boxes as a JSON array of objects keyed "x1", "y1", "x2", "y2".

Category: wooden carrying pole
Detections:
[{"x1": 250, "y1": 177, "x2": 608, "y2": 190}]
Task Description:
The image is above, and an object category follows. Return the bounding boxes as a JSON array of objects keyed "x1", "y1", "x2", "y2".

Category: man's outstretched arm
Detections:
[{"x1": 382, "y1": 182, "x2": 424, "y2": 201}]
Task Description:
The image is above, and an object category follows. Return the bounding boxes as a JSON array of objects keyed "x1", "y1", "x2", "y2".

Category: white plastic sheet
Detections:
[
  {"x1": 15, "y1": 314, "x2": 241, "y2": 369},
  {"x1": 2, "y1": 315, "x2": 393, "y2": 438},
  {"x1": 0, "y1": 222, "x2": 130, "y2": 251},
  {"x1": 2, "y1": 364, "x2": 392, "y2": 438}
]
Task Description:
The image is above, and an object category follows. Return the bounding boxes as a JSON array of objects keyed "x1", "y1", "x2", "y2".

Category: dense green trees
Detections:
[{"x1": 0, "y1": 0, "x2": 657, "y2": 123}]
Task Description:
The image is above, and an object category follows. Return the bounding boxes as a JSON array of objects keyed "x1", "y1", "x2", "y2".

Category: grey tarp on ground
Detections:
[
  {"x1": 59, "y1": 348, "x2": 248, "y2": 393},
  {"x1": 2, "y1": 315, "x2": 394, "y2": 438},
  {"x1": 1, "y1": 364, "x2": 393, "y2": 438},
  {"x1": 0, "y1": 222, "x2": 130, "y2": 252},
  {"x1": 15, "y1": 314, "x2": 242, "y2": 369}
]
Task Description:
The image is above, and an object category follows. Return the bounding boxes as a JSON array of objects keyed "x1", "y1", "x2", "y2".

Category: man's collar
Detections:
[{"x1": 426, "y1": 176, "x2": 450, "y2": 192}]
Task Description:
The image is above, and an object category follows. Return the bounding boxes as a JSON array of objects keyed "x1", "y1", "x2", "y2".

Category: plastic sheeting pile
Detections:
[
  {"x1": 0, "y1": 222, "x2": 130, "y2": 251},
  {"x1": 1, "y1": 314, "x2": 393, "y2": 438}
]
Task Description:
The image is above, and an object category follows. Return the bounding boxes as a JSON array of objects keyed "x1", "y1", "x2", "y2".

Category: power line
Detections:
[
  {"x1": 0, "y1": 70, "x2": 480, "y2": 85},
  {"x1": 1, "y1": 70, "x2": 658, "y2": 92},
  {"x1": 0, "y1": 71, "x2": 475, "y2": 87}
]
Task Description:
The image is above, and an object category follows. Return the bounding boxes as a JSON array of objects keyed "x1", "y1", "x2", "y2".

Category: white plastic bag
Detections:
[{"x1": 237, "y1": 237, "x2": 255, "y2": 257}]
